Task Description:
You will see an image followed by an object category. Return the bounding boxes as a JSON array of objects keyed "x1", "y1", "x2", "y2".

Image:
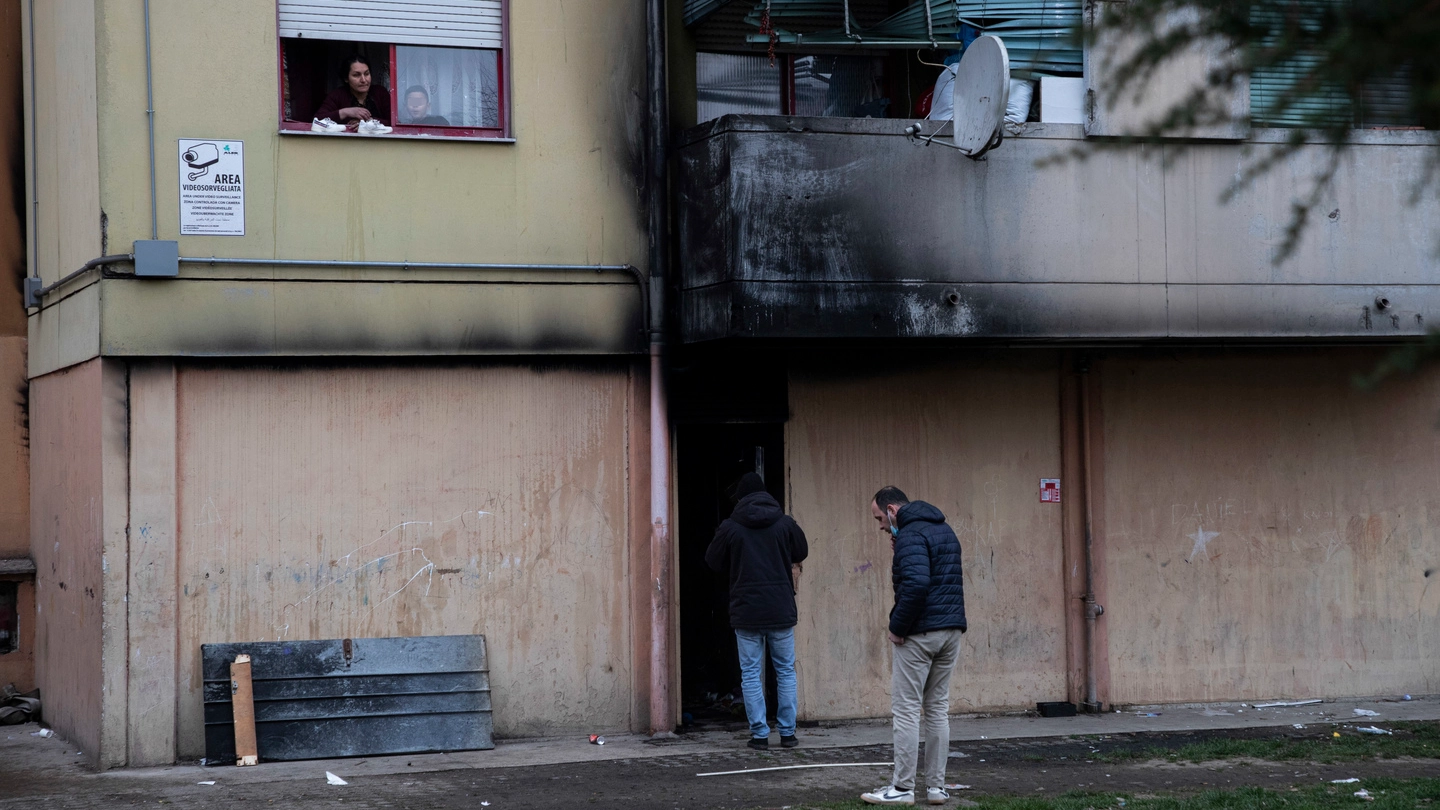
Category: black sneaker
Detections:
[
  {"x1": 780, "y1": 734, "x2": 799, "y2": 748},
  {"x1": 747, "y1": 736, "x2": 769, "y2": 750}
]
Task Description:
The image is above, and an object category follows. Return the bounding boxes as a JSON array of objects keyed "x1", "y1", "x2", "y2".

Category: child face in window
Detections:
[{"x1": 406, "y1": 90, "x2": 431, "y2": 122}]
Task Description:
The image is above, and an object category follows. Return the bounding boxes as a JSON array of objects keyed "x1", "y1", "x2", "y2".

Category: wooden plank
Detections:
[{"x1": 230, "y1": 655, "x2": 258, "y2": 767}]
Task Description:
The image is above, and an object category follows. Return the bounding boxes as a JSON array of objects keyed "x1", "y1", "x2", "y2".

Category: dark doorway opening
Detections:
[{"x1": 677, "y1": 423, "x2": 785, "y2": 731}]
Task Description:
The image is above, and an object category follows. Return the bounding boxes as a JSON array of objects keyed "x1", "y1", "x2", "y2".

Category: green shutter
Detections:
[{"x1": 1249, "y1": 1, "x2": 1415, "y2": 128}]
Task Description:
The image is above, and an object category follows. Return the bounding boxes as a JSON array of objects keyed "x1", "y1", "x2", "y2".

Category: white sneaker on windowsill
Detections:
[
  {"x1": 311, "y1": 117, "x2": 346, "y2": 133},
  {"x1": 357, "y1": 119, "x2": 393, "y2": 135}
]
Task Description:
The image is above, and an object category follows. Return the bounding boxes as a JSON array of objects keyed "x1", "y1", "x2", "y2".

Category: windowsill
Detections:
[
  {"x1": 279, "y1": 128, "x2": 515, "y2": 144},
  {"x1": 0, "y1": 558, "x2": 36, "y2": 577}
]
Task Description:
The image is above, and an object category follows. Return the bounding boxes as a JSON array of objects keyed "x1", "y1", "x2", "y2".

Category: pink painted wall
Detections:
[
  {"x1": 787, "y1": 352, "x2": 1069, "y2": 718},
  {"x1": 171, "y1": 363, "x2": 637, "y2": 757},
  {"x1": 29, "y1": 359, "x2": 105, "y2": 757},
  {"x1": 1099, "y1": 350, "x2": 1440, "y2": 703}
]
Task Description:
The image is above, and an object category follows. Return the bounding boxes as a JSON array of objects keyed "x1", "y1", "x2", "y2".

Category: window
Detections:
[
  {"x1": 696, "y1": 52, "x2": 887, "y2": 122},
  {"x1": 689, "y1": 1, "x2": 1083, "y2": 124},
  {"x1": 1249, "y1": 0, "x2": 1417, "y2": 129},
  {"x1": 277, "y1": 0, "x2": 509, "y2": 139},
  {"x1": 0, "y1": 581, "x2": 16, "y2": 655}
]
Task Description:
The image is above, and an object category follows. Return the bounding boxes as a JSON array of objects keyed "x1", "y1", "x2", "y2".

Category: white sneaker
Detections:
[
  {"x1": 862, "y1": 785, "x2": 915, "y2": 806},
  {"x1": 357, "y1": 119, "x2": 393, "y2": 135},
  {"x1": 311, "y1": 117, "x2": 345, "y2": 133},
  {"x1": 927, "y1": 787, "x2": 950, "y2": 805}
]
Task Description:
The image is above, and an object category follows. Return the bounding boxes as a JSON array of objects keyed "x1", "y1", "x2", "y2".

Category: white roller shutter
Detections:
[{"x1": 279, "y1": 0, "x2": 504, "y2": 49}]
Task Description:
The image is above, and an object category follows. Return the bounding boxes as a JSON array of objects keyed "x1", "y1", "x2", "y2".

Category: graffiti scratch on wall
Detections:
[{"x1": 273, "y1": 509, "x2": 491, "y2": 639}]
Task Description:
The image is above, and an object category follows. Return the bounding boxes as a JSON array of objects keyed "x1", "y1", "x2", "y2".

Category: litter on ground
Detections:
[
  {"x1": 325, "y1": 772, "x2": 348, "y2": 786},
  {"x1": 1354, "y1": 790, "x2": 1374, "y2": 801},
  {"x1": 1331, "y1": 778, "x2": 1361, "y2": 784},
  {"x1": 1254, "y1": 700, "x2": 1323, "y2": 708},
  {"x1": 1356, "y1": 726, "x2": 1392, "y2": 735},
  {"x1": 197, "y1": 781, "x2": 216, "y2": 786},
  {"x1": 945, "y1": 784, "x2": 973, "y2": 790},
  {"x1": 1353, "y1": 709, "x2": 1380, "y2": 717}
]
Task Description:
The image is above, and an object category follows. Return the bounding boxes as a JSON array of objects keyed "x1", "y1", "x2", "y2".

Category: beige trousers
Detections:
[{"x1": 889, "y1": 628, "x2": 963, "y2": 791}]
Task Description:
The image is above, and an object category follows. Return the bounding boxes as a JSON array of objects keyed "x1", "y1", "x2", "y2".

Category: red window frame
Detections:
[{"x1": 275, "y1": 0, "x2": 511, "y2": 140}]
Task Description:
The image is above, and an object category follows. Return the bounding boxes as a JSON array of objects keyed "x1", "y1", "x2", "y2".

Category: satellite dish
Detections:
[{"x1": 951, "y1": 35, "x2": 1010, "y2": 158}]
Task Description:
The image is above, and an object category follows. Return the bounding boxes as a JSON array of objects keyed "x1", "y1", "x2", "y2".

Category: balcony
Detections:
[{"x1": 674, "y1": 115, "x2": 1440, "y2": 343}]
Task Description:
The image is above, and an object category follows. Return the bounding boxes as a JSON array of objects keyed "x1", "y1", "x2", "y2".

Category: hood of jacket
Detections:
[
  {"x1": 896, "y1": 500, "x2": 946, "y2": 528},
  {"x1": 731, "y1": 491, "x2": 784, "y2": 529}
]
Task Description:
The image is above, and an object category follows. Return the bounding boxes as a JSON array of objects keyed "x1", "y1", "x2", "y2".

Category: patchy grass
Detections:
[
  {"x1": 1093, "y1": 722, "x2": 1440, "y2": 764},
  {"x1": 785, "y1": 777, "x2": 1440, "y2": 810}
]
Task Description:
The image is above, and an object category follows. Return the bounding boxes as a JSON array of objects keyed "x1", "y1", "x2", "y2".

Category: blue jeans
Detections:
[{"x1": 734, "y1": 627, "x2": 797, "y2": 739}]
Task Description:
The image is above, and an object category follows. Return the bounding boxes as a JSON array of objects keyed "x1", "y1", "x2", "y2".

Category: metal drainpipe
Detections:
[
  {"x1": 143, "y1": 0, "x2": 157, "y2": 240},
  {"x1": 1077, "y1": 360, "x2": 1104, "y2": 713},
  {"x1": 23, "y1": 0, "x2": 40, "y2": 308},
  {"x1": 645, "y1": 0, "x2": 675, "y2": 737}
]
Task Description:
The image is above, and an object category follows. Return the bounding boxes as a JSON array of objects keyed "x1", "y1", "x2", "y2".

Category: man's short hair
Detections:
[{"x1": 873, "y1": 486, "x2": 909, "y2": 511}]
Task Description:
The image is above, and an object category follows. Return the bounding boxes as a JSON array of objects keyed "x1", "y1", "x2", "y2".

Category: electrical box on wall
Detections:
[{"x1": 134, "y1": 240, "x2": 179, "y2": 277}]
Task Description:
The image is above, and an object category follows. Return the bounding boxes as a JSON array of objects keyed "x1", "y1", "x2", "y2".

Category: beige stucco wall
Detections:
[
  {"x1": 162, "y1": 363, "x2": 637, "y2": 758},
  {"x1": 1098, "y1": 350, "x2": 1440, "y2": 704},
  {"x1": 787, "y1": 352, "x2": 1070, "y2": 719},
  {"x1": 28, "y1": 1, "x2": 651, "y2": 375},
  {"x1": 94, "y1": 0, "x2": 646, "y2": 267},
  {"x1": 24, "y1": 0, "x2": 102, "y2": 286},
  {"x1": 0, "y1": 0, "x2": 27, "y2": 559}
]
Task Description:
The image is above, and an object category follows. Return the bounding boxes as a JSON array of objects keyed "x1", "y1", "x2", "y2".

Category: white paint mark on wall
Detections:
[
  {"x1": 273, "y1": 510, "x2": 490, "y2": 639},
  {"x1": 195, "y1": 497, "x2": 222, "y2": 528},
  {"x1": 337, "y1": 510, "x2": 490, "y2": 568},
  {"x1": 898, "y1": 293, "x2": 977, "y2": 337},
  {"x1": 366, "y1": 547, "x2": 436, "y2": 614},
  {"x1": 1187, "y1": 526, "x2": 1221, "y2": 562}
]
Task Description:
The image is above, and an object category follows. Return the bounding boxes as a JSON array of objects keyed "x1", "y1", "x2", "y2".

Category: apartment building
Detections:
[
  {"x1": 667, "y1": 1, "x2": 1440, "y2": 724},
  {"x1": 15, "y1": 0, "x2": 1439, "y2": 770}
]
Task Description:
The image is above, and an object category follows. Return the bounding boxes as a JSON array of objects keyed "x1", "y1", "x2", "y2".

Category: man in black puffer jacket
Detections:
[
  {"x1": 861, "y1": 486, "x2": 967, "y2": 807},
  {"x1": 706, "y1": 473, "x2": 809, "y2": 750}
]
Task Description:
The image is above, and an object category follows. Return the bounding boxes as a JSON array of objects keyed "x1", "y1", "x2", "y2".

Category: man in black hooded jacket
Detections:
[{"x1": 706, "y1": 472, "x2": 809, "y2": 750}]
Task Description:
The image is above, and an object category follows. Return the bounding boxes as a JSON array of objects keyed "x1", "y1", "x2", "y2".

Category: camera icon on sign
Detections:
[{"x1": 182, "y1": 143, "x2": 220, "y2": 181}]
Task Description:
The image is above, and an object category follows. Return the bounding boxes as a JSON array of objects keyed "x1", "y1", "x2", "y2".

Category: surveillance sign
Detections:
[{"x1": 178, "y1": 139, "x2": 244, "y2": 236}]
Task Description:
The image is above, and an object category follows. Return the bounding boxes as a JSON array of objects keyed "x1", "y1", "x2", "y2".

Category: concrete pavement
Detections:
[{"x1": 2, "y1": 694, "x2": 1433, "y2": 789}]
